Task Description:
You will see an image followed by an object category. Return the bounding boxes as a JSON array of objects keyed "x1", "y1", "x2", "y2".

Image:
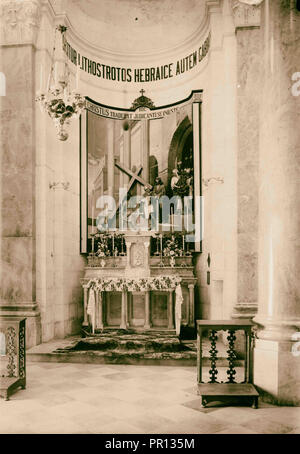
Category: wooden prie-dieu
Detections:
[
  {"x1": 197, "y1": 320, "x2": 259, "y2": 408},
  {"x1": 0, "y1": 317, "x2": 26, "y2": 401}
]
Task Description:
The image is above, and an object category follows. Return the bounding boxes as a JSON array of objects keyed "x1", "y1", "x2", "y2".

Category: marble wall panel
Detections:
[
  {"x1": 0, "y1": 45, "x2": 36, "y2": 309},
  {"x1": 236, "y1": 27, "x2": 261, "y2": 307}
]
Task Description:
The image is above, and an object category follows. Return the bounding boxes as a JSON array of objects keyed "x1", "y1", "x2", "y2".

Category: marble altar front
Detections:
[{"x1": 81, "y1": 232, "x2": 196, "y2": 335}]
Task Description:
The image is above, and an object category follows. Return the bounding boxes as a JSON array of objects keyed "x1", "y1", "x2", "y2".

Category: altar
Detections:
[
  {"x1": 81, "y1": 232, "x2": 196, "y2": 335},
  {"x1": 79, "y1": 90, "x2": 200, "y2": 336}
]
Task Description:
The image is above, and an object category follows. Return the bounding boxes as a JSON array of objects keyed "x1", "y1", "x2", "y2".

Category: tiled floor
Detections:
[{"x1": 0, "y1": 362, "x2": 299, "y2": 434}]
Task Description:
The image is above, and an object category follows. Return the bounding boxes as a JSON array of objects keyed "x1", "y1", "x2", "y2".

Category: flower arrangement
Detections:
[
  {"x1": 163, "y1": 234, "x2": 182, "y2": 257},
  {"x1": 96, "y1": 234, "x2": 110, "y2": 257},
  {"x1": 94, "y1": 232, "x2": 126, "y2": 257},
  {"x1": 84, "y1": 275, "x2": 182, "y2": 292}
]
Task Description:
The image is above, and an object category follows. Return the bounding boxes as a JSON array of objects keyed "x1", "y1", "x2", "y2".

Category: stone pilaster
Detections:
[
  {"x1": 0, "y1": 0, "x2": 42, "y2": 348},
  {"x1": 231, "y1": 0, "x2": 261, "y2": 322}
]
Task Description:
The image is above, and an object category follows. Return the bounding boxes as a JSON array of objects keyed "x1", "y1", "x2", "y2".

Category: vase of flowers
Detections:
[
  {"x1": 96, "y1": 234, "x2": 109, "y2": 258},
  {"x1": 163, "y1": 234, "x2": 182, "y2": 267}
]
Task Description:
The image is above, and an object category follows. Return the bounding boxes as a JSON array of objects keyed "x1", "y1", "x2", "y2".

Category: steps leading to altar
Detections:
[{"x1": 27, "y1": 333, "x2": 244, "y2": 367}]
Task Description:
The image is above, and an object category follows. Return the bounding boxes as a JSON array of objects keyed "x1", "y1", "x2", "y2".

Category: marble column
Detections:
[
  {"x1": 188, "y1": 284, "x2": 195, "y2": 326},
  {"x1": 231, "y1": 0, "x2": 261, "y2": 321},
  {"x1": 144, "y1": 291, "x2": 151, "y2": 329},
  {"x1": 252, "y1": 0, "x2": 300, "y2": 405},
  {"x1": 83, "y1": 287, "x2": 89, "y2": 327},
  {"x1": 0, "y1": 0, "x2": 42, "y2": 348},
  {"x1": 107, "y1": 120, "x2": 115, "y2": 197},
  {"x1": 168, "y1": 290, "x2": 174, "y2": 329},
  {"x1": 120, "y1": 291, "x2": 127, "y2": 330},
  {"x1": 97, "y1": 292, "x2": 104, "y2": 330}
]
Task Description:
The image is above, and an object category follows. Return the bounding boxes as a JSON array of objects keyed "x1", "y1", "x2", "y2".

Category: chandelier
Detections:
[{"x1": 35, "y1": 25, "x2": 85, "y2": 141}]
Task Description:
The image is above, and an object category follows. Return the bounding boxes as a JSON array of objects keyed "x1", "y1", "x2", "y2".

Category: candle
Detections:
[
  {"x1": 170, "y1": 206, "x2": 174, "y2": 233},
  {"x1": 159, "y1": 234, "x2": 164, "y2": 267},
  {"x1": 182, "y1": 233, "x2": 185, "y2": 254}
]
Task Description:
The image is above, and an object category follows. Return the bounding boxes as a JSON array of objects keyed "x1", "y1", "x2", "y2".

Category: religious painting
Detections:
[{"x1": 80, "y1": 91, "x2": 202, "y2": 254}]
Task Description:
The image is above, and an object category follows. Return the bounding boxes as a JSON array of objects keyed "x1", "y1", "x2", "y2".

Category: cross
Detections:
[
  {"x1": 111, "y1": 159, "x2": 153, "y2": 218},
  {"x1": 140, "y1": 89, "x2": 145, "y2": 97},
  {"x1": 115, "y1": 159, "x2": 152, "y2": 191}
]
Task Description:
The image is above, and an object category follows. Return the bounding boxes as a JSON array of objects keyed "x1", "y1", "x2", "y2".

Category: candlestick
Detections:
[
  {"x1": 170, "y1": 206, "x2": 174, "y2": 233},
  {"x1": 182, "y1": 233, "x2": 185, "y2": 255},
  {"x1": 154, "y1": 234, "x2": 160, "y2": 256},
  {"x1": 112, "y1": 233, "x2": 115, "y2": 256},
  {"x1": 91, "y1": 233, "x2": 95, "y2": 255},
  {"x1": 159, "y1": 234, "x2": 164, "y2": 267}
]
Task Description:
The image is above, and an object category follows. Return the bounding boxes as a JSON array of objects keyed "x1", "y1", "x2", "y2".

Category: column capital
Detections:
[
  {"x1": 192, "y1": 92, "x2": 203, "y2": 103},
  {"x1": 231, "y1": 0, "x2": 261, "y2": 28},
  {"x1": 0, "y1": 0, "x2": 41, "y2": 45}
]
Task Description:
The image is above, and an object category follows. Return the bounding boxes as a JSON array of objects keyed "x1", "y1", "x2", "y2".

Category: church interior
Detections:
[{"x1": 0, "y1": 0, "x2": 300, "y2": 435}]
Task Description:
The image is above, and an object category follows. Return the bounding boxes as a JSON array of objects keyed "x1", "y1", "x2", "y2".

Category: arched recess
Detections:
[{"x1": 167, "y1": 116, "x2": 193, "y2": 196}]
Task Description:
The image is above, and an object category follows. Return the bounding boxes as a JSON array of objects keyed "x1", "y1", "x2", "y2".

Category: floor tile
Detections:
[
  {"x1": 0, "y1": 361, "x2": 297, "y2": 434},
  {"x1": 240, "y1": 416, "x2": 295, "y2": 434}
]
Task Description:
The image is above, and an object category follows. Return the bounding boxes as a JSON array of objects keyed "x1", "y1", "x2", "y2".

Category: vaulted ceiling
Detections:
[{"x1": 52, "y1": 0, "x2": 207, "y2": 56}]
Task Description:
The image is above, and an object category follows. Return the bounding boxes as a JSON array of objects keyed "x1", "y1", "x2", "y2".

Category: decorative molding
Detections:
[
  {"x1": 237, "y1": 0, "x2": 263, "y2": 4},
  {"x1": 131, "y1": 89, "x2": 156, "y2": 111},
  {"x1": 0, "y1": 0, "x2": 41, "y2": 45},
  {"x1": 232, "y1": 302, "x2": 258, "y2": 319},
  {"x1": 192, "y1": 92, "x2": 203, "y2": 103},
  {"x1": 231, "y1": 0, "x2": 261, "y2": 28},
  {"x1": 131, "y1": 243, "x2": 145, "y2": 268}
]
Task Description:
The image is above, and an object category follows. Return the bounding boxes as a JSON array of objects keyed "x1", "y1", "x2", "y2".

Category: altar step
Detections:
[{"x1": 27, "y1": 332, "x2": 244, "y2": 367}]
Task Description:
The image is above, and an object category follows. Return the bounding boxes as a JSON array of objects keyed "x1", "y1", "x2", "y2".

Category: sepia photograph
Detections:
[{"x1": 0, "y1": 0, "x2": 299, "y2": 440}]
